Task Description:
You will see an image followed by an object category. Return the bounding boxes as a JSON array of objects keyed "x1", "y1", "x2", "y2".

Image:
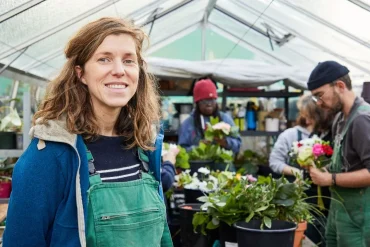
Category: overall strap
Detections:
[
  {"x1": 339, "y1": 105, "x2": 370, "y2": 143},
  {"x1": 84, "y1": 144, "x2": 102, "y2": 186},
  {"x1": 331, "y1": 105, "x2": 370, "y2": 172},
  {"x1": 297, "y1": 129, "x2": 303, "y2": 142}
]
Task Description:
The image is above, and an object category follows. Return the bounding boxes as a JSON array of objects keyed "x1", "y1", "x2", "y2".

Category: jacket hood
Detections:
[
  {"x1": 294, "y1": 125, "x2": 312, "y2": 136},
  {"x1": 30, "y1": 118, "x2": 78, "y2": 147}
]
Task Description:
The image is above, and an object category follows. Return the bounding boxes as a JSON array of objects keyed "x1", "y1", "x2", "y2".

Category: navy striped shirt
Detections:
[{"x1": 86, "y1": 136, "x2": 141, "y2": 182}]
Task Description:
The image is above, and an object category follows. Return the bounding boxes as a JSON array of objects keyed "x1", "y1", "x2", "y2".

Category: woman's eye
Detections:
[
  {"x1": 123, "y1": 59, "x2": 135, "y2": 64},
  {"x1": 98, "y1": 58, "x2": 110, "y2": 63}
]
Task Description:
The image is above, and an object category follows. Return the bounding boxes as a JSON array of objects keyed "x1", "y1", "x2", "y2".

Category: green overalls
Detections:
[
  {"x1": 326, "y1": 105, "x2": 370, "y2": 247},
  {"x1": 85, "y1": 147, "x2": 173, "y2": 247}
]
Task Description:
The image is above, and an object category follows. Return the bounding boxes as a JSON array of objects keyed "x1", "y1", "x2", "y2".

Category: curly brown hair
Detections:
[{"x1": 34, "y1": 17, "x2": 160, "y2": 150}]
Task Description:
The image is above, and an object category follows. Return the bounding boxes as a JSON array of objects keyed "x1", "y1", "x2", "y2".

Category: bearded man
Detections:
[{"x1": 307, "y1": 61, "x2": 370, "y2": 247}]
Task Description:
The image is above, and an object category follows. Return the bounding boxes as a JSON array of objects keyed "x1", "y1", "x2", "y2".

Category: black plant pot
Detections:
[
  {"x1": 184, "y1": 188, "x2": 209, "y2": 204},
  {"x1": 179, "y1": 204, "x2": 217, "y2": 247},
  {"x1": 234, "y1": 220, "x2": 297, "y2": 247},
  {"x1": 189, "y1": 160, "x2": 214, "y2": 175},
  {"x1": 0, "y1": 132, "x2": 16, "y2": 149},
  {"x1": 219, "y1": 222, "x2": 237, "y2": 247}
]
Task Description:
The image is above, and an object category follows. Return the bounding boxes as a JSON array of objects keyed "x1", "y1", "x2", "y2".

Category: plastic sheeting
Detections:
[{"x1": 147, "y1": 57, "x2": 309, "y2": 89}]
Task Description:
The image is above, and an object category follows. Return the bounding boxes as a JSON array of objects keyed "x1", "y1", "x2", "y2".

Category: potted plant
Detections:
[
  {"x1": 174, "y1": 168, "x2": 218, "y2": 204},
  {"x1": 0, "y1": 104, "x2": 22, "y2": 149},
  {"x1": 192, "y1": 174, "x2": 316, "y2": 247},
  {"x1": 188, "y1": 143, "x2": 233, "y2": 174},
  {"x1": 188, "y1": 117, "x2": 237, "y2": 173}
]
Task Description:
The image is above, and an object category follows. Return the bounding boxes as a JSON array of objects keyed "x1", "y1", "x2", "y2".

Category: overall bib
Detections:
[
  {"x1": 326, "y1": 105, "x2": 370, "y2": 247},
  {"x1": 85, "y1": 147, "x2": 173, "y2": 247}
]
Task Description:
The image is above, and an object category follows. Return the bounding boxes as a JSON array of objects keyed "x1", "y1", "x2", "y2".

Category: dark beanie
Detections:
[{"x1": 307, "y1": 61, "x2": 349, "y2": 90}]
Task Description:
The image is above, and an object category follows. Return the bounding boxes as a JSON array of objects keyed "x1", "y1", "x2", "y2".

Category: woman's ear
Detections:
[{"x1": 75, "y1": 66, "x2": 86, "y2": 85}]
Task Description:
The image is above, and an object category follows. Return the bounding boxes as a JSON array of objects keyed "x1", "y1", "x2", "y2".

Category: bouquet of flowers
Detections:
[
  {"x1": 289, "y1": 135, "x2": 333, "y2": 210},
  {"x1": 204, "y1": 117, "x2": 239, "y2": 142}
]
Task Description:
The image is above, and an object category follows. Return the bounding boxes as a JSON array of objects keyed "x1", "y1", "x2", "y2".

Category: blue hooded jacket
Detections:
[{"x1": 3, "y1": 119, "x2": 166, "y2": 247}]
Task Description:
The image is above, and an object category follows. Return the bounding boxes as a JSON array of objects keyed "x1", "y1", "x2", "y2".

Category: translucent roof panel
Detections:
[
  {"x1": 0, "y1": 0, "x2": 109, "y2": 51},
  {"x1": 0, "y1": 0, "x2": 159, "y2": 79},
  {"x1": 209, "y1": 9, "x2": 312, "y2": 67},
  {"x1": 0, "y1": 0, "x2": 31, "y2": 16},
  {"x1": 1, "y1": 0, "x2": 370, "y2": 86},
  {"x1": 283, "y1": 0, "x2": 370, "y2": 43},
  {"x1": 225, "y1": 0, "x2": 370, "y2": 81},
  {"x1": 142, "y1": 0, "x2": 207, "y2": 46}
]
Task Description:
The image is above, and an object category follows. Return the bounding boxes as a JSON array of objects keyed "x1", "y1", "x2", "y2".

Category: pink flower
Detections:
[
  {"x1": 246, "y1": 175, "x2": 257, "y2": 182},
  {"x1": 312, "y1": 143, "x2": 324, "y2": 157}
]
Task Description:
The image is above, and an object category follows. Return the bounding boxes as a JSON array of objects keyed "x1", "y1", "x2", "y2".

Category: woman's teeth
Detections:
[{"x1": 106, "y1": 84, "x2": 127, "y2": 89}]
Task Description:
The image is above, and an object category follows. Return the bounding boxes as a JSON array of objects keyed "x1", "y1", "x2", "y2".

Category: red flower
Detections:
[
  {"x1": 297, "y1": 143, "x2": 303, "y2": 148},
  {"x1": 322, "y1": 145, "x2": 333, "y2": 156}
]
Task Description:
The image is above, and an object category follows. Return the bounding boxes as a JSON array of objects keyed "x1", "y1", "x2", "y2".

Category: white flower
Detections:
[
  {"x1": 174, "y1": 175, "x2": 180, "y2": 182},
  {"x1": 212, "y1": 122, "x2": 231, "y2": 132},
  {"x1": 185, "y1": 169, "x2": 191, "y2": 174},
  {"x1": 208, "y1": 175, "x2": 218, "y2": 184},
  {"x1": 198, "y1": 181, "x2": 211, "y2": 192},
  {"x1": 198, "y1": 167, "x2": 210, "y2": 175},
  {"x1": 192, "y1": 172, "x2": 198, "y2": 177},
  {"x1": 184, "y1": 183, "x2": 198, "y2": 190}
]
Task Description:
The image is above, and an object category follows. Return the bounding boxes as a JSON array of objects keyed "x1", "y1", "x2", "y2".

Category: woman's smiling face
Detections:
[{"x1": 77, "y1": 34, "x2": 140, "y2": 113}]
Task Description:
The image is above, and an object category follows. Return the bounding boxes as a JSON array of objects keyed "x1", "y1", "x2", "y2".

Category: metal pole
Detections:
[
  {"x1": 22, "y1": 91, "x2": 31, "y2": 150},
  {"x1": 10, "y1": 81, "x2": 20, "y2": 109}
]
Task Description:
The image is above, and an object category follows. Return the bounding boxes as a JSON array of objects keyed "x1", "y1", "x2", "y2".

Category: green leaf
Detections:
[
  {"x1": 245, "y1": 212, "x2": 255, "y2": 222},
  {"x1": 206, "y1": 219, "x2": 219, "y2": 229},
  {"x1": 255, "y1": 205, "x2": 269, "y2": 212},
  {"x1": 210, "y1": 116, "x2": 220, "y2": 125},
  {"x1": 263, "y1": 216, "x2": 272, "y2": 229},
  {"x1": 197, "y1": 196, "x2": 209, "y2": 203},
  {"x1": 216, "y1": 202, "x2": 226, "y2": 207}
]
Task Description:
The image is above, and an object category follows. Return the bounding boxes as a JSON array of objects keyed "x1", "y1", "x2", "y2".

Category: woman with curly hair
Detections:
[{"x1": 3, "y1": 18, "x2": 173, "y2": 247}]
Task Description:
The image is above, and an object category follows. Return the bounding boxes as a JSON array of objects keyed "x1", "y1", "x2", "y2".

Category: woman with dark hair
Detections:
[
  {"x1": 4, "y1": 18, "x2": 172, "y2": 247},
  {"x1": 178, "y1": 79, "x2": 241, "y2": 155}
]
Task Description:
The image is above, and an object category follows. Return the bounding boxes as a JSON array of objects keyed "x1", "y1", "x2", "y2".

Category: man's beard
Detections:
[{"x1": 328, "y1": 91, "x2": 343, "y2": 116}]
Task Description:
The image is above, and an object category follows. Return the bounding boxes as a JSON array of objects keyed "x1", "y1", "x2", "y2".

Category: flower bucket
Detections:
[
  {"x1": 0, "y1": 132, "x2": 16, "y2": 149},
  {"x1": 0, "y1": 181, "x2": 11, "y2": 198},
  {"x1": 234, "y1": 220, "x2": 297, "y2": 247},
  {"x1": 219, "y1": 222, "x2": 237, "y2": 247},
  {"x1": 184, "y1": 189, "x2": 208, "y2": 204},
  {"x1": 189, "y1": 160, "x2": 214, "y2": 175},
  {"x1": 179, "y1": 204, "x2": 216, "y2": 247},
  {"x1": 294, "y1": 221, "x2": 307, "y2": 247}
]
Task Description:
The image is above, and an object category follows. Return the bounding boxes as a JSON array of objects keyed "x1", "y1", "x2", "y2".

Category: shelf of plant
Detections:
[
  {"x1": 163, "y1": 130, "x2": 281, "y2": 137},
  {"x1": 0, "y1": 150, "x2": 23, "y2": 158},
  {"x1": 240, "y1": 130, "x2": 282, "y2": 136},
  {"x1": 160, "y1": 90, "x2": 302, "y2": 98},
  {"x1": 223, "y1": 90, "x2": 302, "y2": 98},
  {"x1": 160, "y1": 90, "x2": 190, "y2": 97}
]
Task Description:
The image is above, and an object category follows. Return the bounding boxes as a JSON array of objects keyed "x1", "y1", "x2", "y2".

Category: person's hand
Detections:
[
  {"x1": 200, "y1": 139, "x2": 212, "y2": 145},
  {"x1": 308, "y1": 166, "x2": 332, "y2": 186},
  {"x1": 214, "y1": 137, "x2": 227, "y2": 148},
  {"x1": 162, "y1": 147, "x2": 180, "y2": 165}
]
